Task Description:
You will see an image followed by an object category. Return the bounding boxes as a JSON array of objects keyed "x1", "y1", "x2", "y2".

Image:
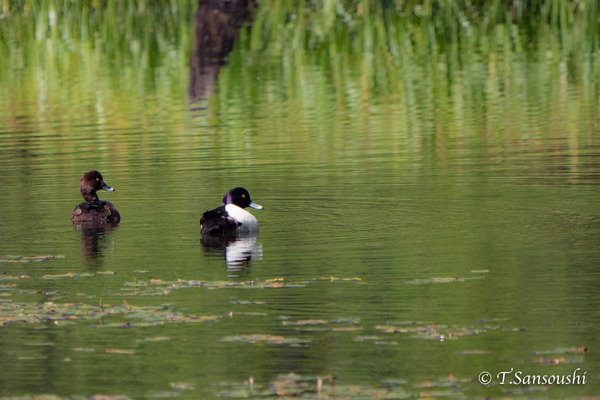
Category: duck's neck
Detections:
[{"x1": 81, "y1": 189, "x2": 99, "y2": 202}]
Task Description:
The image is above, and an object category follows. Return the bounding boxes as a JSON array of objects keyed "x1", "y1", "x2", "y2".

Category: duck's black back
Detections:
[{"x1": 200, "y1": 206, "x2": 239, "y2": 237}]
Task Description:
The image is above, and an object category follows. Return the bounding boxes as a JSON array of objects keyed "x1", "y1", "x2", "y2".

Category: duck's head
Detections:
[
  {"x1": 222, "y1": 187, "x2": 262, "y2": 210},
  {"x1": 79, "y1": 170, "x2": 115, "y2": 201}
]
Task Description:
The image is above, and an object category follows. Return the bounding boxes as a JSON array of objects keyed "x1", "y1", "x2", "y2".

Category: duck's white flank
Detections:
[{"x1": 225, "y1": 204, "x2": 259, "y2": 233}]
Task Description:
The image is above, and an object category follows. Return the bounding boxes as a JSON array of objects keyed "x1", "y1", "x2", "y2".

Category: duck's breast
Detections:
[
  {"x1": 225, "y1": 204, "x2": 259, "y2": 234},
  {"x1": 72, "y1": 201, "x2": 120, "y2": 223}
]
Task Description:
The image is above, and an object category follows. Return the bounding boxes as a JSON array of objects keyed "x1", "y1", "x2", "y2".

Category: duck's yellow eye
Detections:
[
  {"x1": 242, "y1": 194, "x2": 246, "y2": 198},
  {"x1": 96, "y1": 178, "x2": 100, "y2": 181}
]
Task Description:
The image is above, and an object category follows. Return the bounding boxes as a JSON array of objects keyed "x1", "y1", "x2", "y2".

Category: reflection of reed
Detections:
[
  {"x1": 188, "y1": 0, "x2": 255, "y2": 102},
  {"x1": 0, "y1": 1, "x2": 597, "y2": 176}
]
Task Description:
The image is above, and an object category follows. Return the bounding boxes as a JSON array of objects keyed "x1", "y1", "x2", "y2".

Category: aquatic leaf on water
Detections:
[
  {"x1": 413, "y1": 374, "x2": 473, "y2": 388},
  {"x1": 0, "y1": 274, "x2": 364, "y2": 336},
  {"x1": 478, "y1": 317, "x2": 514, "y2": 322},
  {"x1": 283, "y1": 319, "x2": 327, "y2": 325},
  {"x1": 233, "y1": 300, "x2": 268, "y2": 305},
  {"x1": 454, "y1": 350, "x2": 490, "y2": 354},
  {"x1": 105, "y1": 348, "x2": 135, "y2": 354},
  {"x1": 0, "y1": 396, "x2": 132, "y2": 400},
  {"x1": 218, "y1": 334, "x2": 313, "y2": 346},
  {"x1": 0, "y1": 274, "x2": 29, "y2": 281},
  {"x1": 324, "y1": 276, "x2": 363, "y2": 282},
  {"x1": 211, "y1": 381, "x2": 263, "y2": 399},
  {"x1": 41, "y1": 272, "x2": 95, "y2": 279},
  {"x1": 144, "y1": 391, "x2": 180, "y2": 399},
  {"x1": 0, "y1": 301, "x2": 99, "y2": 325},
  {"x1": 0, "y1": 299, "x2": 221, "y2": 327},
  {"x1": 374, "y1": 321, "x2": 525, "y2": 341},
  {"x1": 354, "y1": 335, "x2": 383, "y2": 342},
  {"x1": 533, "y1": 356, "x2": 585, "y2": 364},
  {"x1": 169, "y1": 382, "x2": 195, "y2": 390},
  {"x1": 281, "y1": 317, "x2": 362, "y2": 332},
  {"x1": 0, "y1": 396, "x2": 62, "y2": 400},
  {"x1": 354, "y1": 336, "x2": 398, "y2": 345},
  {"x1": 139, "y1": 336, "x2": 172, "y2": 342},
  {"x1": 72, "y1": 347, "x2": 95, "y2": 352},
  {"x1": 405, "y1": 276, "x2": 485, "y2": 285},
  {"x1": 411, "y1": 376, "x2": 476, "y2": 399},
  {"x1": 415, "y1": 388, "x2": 462, "y2": 398},
  {"x1": 268, "y1": 373, "x2": 321, "y2": 397},
  {"x1": 0, "y1": 255, "x2": 65, "y2": 263},
  {"x1": 117, "y1": 276, "x2": 362, "y2": 296},
  {"x1": 531, "y1": 346, "x2": 587, "y2": 355},
  {"x1": 212, "y1": 373, "x2": 414, "y2": 399},
  {"x1": 500, "y1": 385, "x2": 553, "y2": 396},
  {"x1": 331, "y1": 326, "x2": 362, "y2": 331},
  {"x1": 229, "y1": 311, "x2": 268, "y2": 317},
  {"x1": 122, "y1": 280, "x2": 149, "y2": 287}
]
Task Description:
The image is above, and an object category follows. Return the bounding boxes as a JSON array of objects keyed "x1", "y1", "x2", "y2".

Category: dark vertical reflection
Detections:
[
  {"x1": 188, "y1": 0, "x2": 255, "y2": 102},
  {"x1": 73, "y1": 223, "x2": 118, "y2": 268}
]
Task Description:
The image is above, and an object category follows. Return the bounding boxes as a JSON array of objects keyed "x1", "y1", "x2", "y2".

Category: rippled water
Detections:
[{"x1": 1, "y1": 5, "x2": 600, "y2": 399}]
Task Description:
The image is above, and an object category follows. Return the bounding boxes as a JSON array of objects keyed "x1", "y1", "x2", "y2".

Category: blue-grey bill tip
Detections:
[{"x1": 249, "y1": 201, "x2": 263, "y2": 210}]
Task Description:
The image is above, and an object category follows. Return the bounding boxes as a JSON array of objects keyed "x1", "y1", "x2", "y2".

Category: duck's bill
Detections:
[
  {"x1": 249, "y1": 201, "x2": 263, "y2": 210},
  {"x1": 102, "y1": 182, "x2": 115, "y2": 192}
]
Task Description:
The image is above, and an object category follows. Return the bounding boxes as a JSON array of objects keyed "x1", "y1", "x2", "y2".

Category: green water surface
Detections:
[{"x1": 0, "y1": 1, "x2": 599, "y2": 399}]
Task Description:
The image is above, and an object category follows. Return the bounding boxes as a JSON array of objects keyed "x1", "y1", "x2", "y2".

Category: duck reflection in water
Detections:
[
  {"x1": 200, "y1": 188, "x2": 263, "y2": 270},
  {"x1": 71, "y1": 171, "x2": 120, "y2": 264},
  {"x1": 75, "y1": 224, "x2": 118, "y2": 267},
  {"x1": 201, "y1": 235, "x2": 263, "y2": 272}
]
